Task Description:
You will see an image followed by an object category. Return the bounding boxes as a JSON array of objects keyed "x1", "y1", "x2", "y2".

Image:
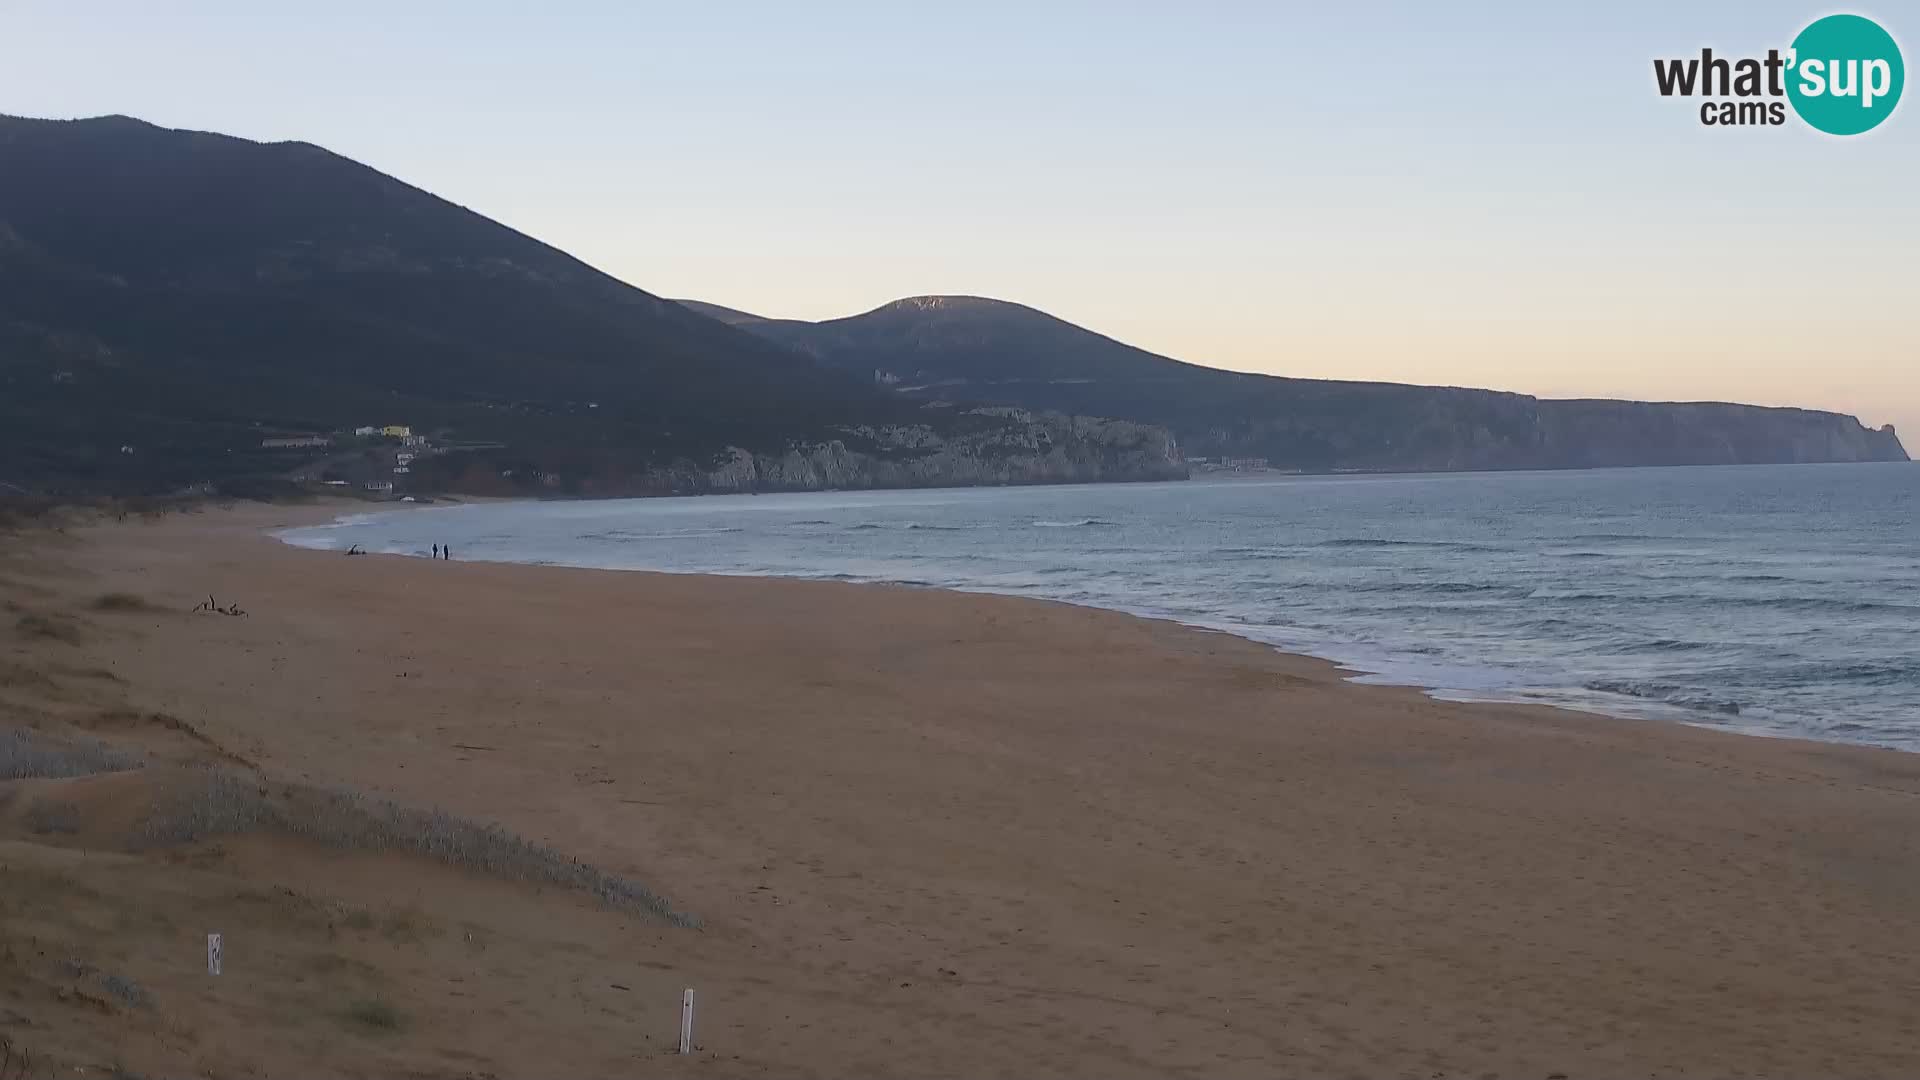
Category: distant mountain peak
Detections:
[
  {"x1": 888, "y1": 295, "x2": 977, "y2": 310},
  {"x1": 876, "y1": 295, "x2": 1026, "y2": 315}
]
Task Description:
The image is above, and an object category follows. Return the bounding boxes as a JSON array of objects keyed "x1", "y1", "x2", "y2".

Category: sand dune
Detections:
[{"x1": 5, "y1": 502, "x2": 1920, "y2": 1077}]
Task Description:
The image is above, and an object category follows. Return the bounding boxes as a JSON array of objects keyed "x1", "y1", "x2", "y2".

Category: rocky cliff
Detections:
[
  {"x1": 1532, "y1": 401, "x2": 1905, "y2": 468},
  {"x1": 551, "y1": 409, "x2": 1187, "y2": 496},
  {"x1": 690, "y1": 295, "x2": 1910, "y2": 473},
  {"x1": 1188, "y1": 392, "x2": 1907, "y2": 472}
]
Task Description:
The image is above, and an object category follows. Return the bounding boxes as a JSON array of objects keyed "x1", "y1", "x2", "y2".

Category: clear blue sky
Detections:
[{"x1": 5, "y1": 1, "x2": 1916, "y2": 435}]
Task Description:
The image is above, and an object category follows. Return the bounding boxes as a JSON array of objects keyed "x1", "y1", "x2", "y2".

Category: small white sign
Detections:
[
  {"x1": 207, "y1": 933, "x2": 223, "y2": 976},
  {"x1": 679, "y1": 988, "x2": 695, "y2": 1054}
]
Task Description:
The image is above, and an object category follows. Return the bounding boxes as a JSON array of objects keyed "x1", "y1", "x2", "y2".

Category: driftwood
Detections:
[{"x1": 191, "y1": 594, "x2": 248, "y2": 617}]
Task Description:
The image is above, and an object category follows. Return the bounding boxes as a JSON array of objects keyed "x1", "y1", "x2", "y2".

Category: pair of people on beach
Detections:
[{"x1": 430, "y1": 543, "x2": 451, "y2": 560}]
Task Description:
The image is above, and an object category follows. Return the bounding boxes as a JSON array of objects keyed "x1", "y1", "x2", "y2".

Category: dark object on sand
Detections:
[{"x1": 191, "y1": 594, "x2": 247, "y2": 617}]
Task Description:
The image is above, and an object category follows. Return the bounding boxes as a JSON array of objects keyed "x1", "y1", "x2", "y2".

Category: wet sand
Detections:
[{"x1": 6, "y1": 500, "x2": 1920, "y2": 1077}]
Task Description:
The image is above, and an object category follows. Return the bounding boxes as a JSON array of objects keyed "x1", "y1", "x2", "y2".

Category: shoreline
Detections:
[
  {"x1": 274, "y1": 497, "x2": 1874, "y2": 755},
  {"x1": 82, "y1": 499, "x2": 1920, "y2": 772},
  {"x1": 11, "y1": 502, "x2": 1920, "y2": 1075}
]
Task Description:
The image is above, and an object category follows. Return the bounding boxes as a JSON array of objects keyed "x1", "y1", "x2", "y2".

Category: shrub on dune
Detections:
[
  {"x1": 0, "y1": 728, "x2": 142, "y2": 779},
  {"x1": 135, "y1": 768, "x2": 694, "y2": 925}
]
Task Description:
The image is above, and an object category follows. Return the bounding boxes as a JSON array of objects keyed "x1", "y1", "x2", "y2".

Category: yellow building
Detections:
[{"x1": 381, "y1": 425, "x2": 412, "y2": 438}]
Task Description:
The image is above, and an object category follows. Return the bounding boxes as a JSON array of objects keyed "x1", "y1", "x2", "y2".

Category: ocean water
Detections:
[{"x1": 280, "y1": 463, "x2": 1920, "y2": 750}]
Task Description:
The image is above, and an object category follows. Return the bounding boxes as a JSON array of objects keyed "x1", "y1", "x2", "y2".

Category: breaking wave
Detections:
[{"x1": 1585, "y1": 679, "x2": 1744, "y2": 716}]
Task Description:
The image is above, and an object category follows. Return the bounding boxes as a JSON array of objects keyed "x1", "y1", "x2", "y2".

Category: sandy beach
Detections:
[{"x1": 6, "y1": 500, "x2": 1920, "y2": 1078}]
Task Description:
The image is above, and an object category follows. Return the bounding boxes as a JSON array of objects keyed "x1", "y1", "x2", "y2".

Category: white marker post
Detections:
[
  {"x1": 207, "y1": 933, "x2": 223, "y2": 976},
  {"x1": 679, "y1": 988, "x2": 695, "y2": 1054}
]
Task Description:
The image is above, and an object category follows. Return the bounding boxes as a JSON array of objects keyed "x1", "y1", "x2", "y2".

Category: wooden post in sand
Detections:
[
  {"x1": 679, "y1": 988, "x2": 695, "y2": 1054},
  {"x1": 207, "y1": 933, "x2": 222, "y2": 976}
]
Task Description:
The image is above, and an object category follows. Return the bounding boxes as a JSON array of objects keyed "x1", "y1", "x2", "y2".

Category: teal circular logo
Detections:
[{"x1": 1787, "y1": 14, "x2": 1904, "y2": 135}]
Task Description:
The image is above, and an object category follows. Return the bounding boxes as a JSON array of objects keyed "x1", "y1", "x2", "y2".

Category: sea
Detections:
[{"x1": 278, "y1": 462, "x2": 1920, "y2": 751}]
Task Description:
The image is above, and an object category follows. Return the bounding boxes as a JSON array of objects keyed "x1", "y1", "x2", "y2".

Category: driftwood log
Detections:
[{"x1": 191, "y1": 594, "x2": 248, "y2": 617}]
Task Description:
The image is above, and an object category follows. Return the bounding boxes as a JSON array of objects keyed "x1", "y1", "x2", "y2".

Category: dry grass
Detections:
[
  {"x1": 0, "y1": 727, "x2": 143, "y2": 779},
  {"x1": 90, "y1": 592, "x2": 159, "y2": 613},
  {"x1": 100, "y1": 972, "x2": 152, "y2": 1009},
  {"x1": 380, "y1": 906, "x2": 438, "y2": 943},
  {"x1": 89, "y1": 708, "x2": 248, "y2": 765},
  {"x1": 0, "y1": 494, "x2": 206, "y2": 533},
  {"x1": 48, "y1": 663, "x2": 124, "y2": 683},
  {"x1": 342, "y1": 997, "x2": 404, "y2": 1032},
  {"x1": 25, "y1": 800, "x2": 81, "y2": 835},
  {"x1": 15, "y1": 612, "x2": 83, "y2": 645},
  {"x1": 135, "y1": 768, "x2": 693, "y2": 925},
  {"x1": 0, "y1": 1032, "x2": 32, "y2": 1079},
  {"x1": 59, "y1": 959, "x2": 153, "y2": 1010},
  {"x1": 0, "y1": 659, "x2": 58, "y2": 691},
  {"x1": 0, "y1": 496, "x2": 66, "y2": 532},
  {"x1": 0, "y1": 572, "x2": 55, "y2": 599}
]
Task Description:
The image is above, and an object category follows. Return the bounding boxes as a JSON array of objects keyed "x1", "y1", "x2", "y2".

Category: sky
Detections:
[{"x1": 4, "y1": 1, "x2": 1917, "y2": 436}]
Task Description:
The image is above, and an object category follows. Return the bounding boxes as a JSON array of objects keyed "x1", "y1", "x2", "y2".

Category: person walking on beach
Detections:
[
  {"x1": 442, "y1": 543, "x2": 450, "y2": 561},
  {"x1": 432, "y1": 543, "x2": 440, "y2": 559}
]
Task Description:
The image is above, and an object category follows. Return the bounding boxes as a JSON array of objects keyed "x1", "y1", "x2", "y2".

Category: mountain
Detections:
[
  {"x1": 681, "y1": 295, "x2": 1910, "y2": 471},
  {"x1": 673, "y1": 299, "x2": 774, "y2": 327},
  {"x1": 0, "y1": 116, "x2": 1182, "y2": 497}
]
